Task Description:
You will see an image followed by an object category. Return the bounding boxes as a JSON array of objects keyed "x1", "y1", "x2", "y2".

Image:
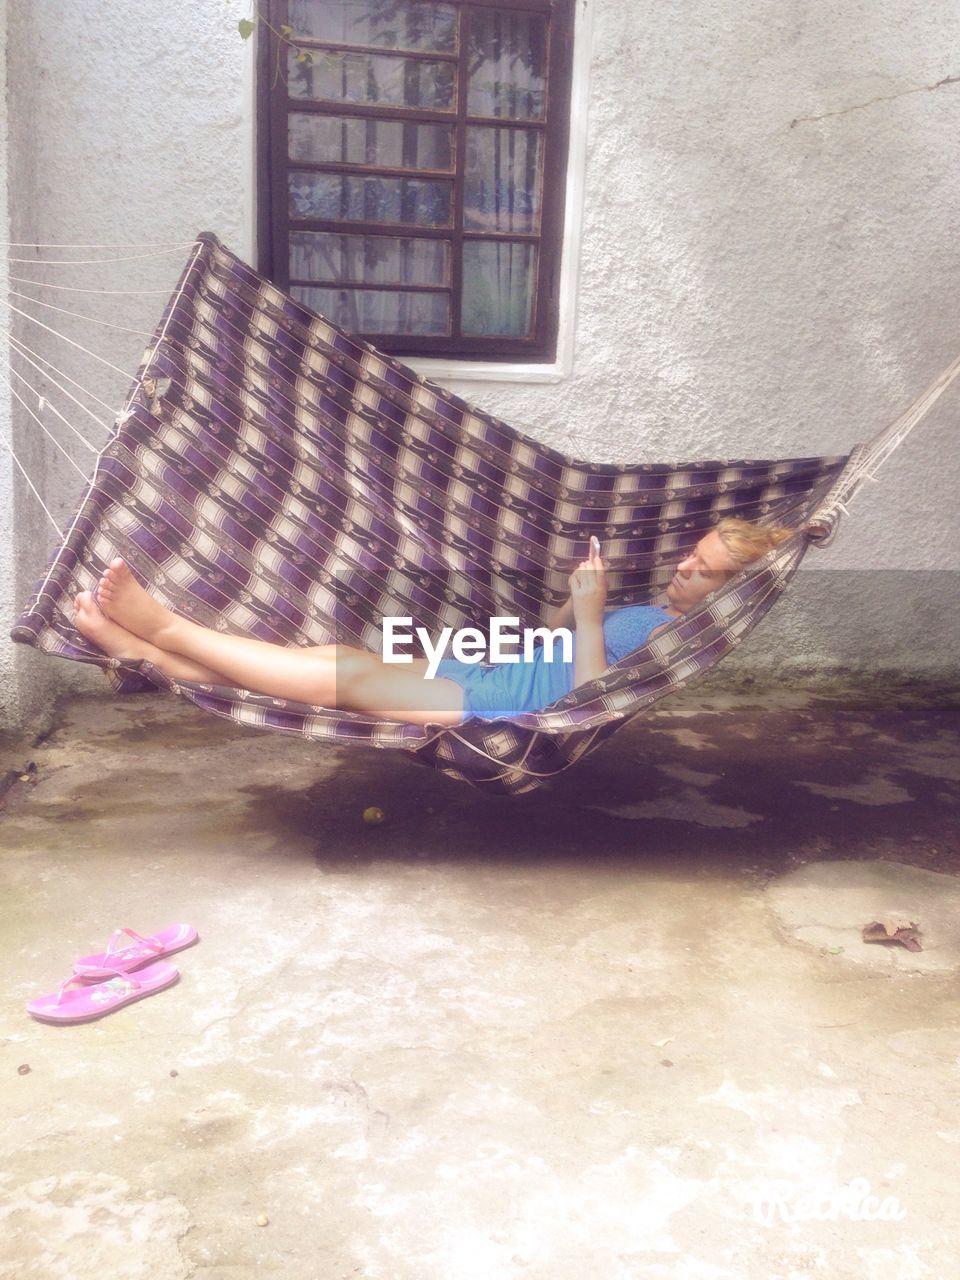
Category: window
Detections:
[{"x1": 257, "y1": 0, "x2": 576, "y2": 362}]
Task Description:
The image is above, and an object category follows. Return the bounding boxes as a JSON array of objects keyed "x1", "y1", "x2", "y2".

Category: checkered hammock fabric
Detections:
[{"x1": 11, "y1": 233, "x2": 882, "y2": 795}]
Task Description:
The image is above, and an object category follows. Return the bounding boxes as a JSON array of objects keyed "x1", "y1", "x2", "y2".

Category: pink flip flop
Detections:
[
  {"x1": 73, "y1": 923, "x2": 198, "y2": 980},
  {"x1": 25, "y1": 961, "x2": 180, "y2": 1025}
]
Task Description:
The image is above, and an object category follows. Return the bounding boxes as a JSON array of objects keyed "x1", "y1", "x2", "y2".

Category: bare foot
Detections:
[
  {"x1": 73, "y1": 591, "x2": 154, "y2": 662},
  {"x1": 96, "y1": 558, "x2": 175, "y2": 644}
]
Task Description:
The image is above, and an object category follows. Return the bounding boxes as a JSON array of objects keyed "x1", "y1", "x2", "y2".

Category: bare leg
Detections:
[
  {"x1": 94, "y1": 561, "x2": 345, "y2": 703},
  {"x1": 93, "y1": 559, "x2": 466, "y2": 725},
  {"x1": 73, "y1": 592, "x2": 232, "y2": 684}
]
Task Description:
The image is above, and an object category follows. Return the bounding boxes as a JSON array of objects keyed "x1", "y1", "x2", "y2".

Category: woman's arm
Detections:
[
  {"x1": 568, "y1": 547, "x2": 609, "y2": 687},
  {"x1": 573, "y1": 619, "x2": 609, "y2": 688},
  {"x1": 545, "y1": 536, "x2": 613, "y2": 632},
  {"x1": 542, "y1": 595, "x2": 576, "y2": 631}
]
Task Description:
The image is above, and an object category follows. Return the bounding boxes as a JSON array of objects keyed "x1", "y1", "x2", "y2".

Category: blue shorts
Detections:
[
  {"x1": 432, "y1": 658, "x2": 513, "y2": 724},
  {"x1": 432, "y1": 649, "x2": 575, "y2": 723}
]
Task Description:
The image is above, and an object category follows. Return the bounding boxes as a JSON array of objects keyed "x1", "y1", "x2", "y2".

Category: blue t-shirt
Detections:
[{"x1": 434, "y1": 604, "x2": 675, "y2": 719}]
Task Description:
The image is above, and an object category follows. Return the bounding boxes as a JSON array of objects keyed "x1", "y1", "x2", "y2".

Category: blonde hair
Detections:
[{"x1": 714, "y1": 516, "x2": 794, "y2": 566}]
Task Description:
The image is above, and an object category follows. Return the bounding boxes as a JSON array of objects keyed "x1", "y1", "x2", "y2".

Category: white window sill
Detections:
[{"x1": 404, "y1": 356, "x2": 569, "y2": 385}]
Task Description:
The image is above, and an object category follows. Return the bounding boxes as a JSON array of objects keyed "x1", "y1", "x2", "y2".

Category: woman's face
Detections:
[{"x1": 664, "y1": 530, "x2": 741, "y2": 615}]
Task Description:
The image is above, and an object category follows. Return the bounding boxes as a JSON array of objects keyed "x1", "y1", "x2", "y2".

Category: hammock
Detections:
[{"x1": 10, "y1": 233, "x2": 960, "y2": 795}]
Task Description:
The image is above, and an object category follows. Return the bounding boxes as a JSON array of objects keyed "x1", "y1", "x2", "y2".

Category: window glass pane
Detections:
[
  {"x1": 288, "y1": 48, "x2": 455, "y2": 110},
  {"x1": 288, "y1": 0, "x2": 458, "y2": 53},
  {"x1": 290, "y1": 231, "x2": 451, "y2": 285},
  {"x1": 289, "y1": 171, "x2": 453, "y2": 226},
  {"x1": 292, "y1": 285, "x2": 451, "y2": 335},
  {"x1": 463, "y1": 126, "x2": 542, "y2": 233},
  {"x1": 288, "y1": 113, "x2": 454, "y2": 171},
  {"x1": 467, "y1": 9, "x2": 547, "y2": 120},
  {"x1": 461, "y1": 241, "x2": 536, "y2": 336}
]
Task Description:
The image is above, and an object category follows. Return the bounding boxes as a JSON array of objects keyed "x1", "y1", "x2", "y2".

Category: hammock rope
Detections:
[
  {"x1": 804, "y1": 348, "x2": 960, "y2": 540},
  {"x1": 6, "y1": 232, "x2": 956, "y2": 794},
  {"x1": 2, "y1": 376, "x2": 90, "y2": 478},
  {"x1": 0, "y1": 238, "x2": 200, "y2": 248},
  {"x1": 2, "y1": 245, "x2": 201, "y2": 265},
  {"x1": 0, "y1": 425, "x2": 65, "y2": 534},
  {"x1": 6, "y1": 288, "x2": 158, "y2": 338},
  {"x1": 2, "y1": 360, "x2": 99, "y2": 454},
  {"x1": 3, "y1": 300, "x2": 145, "y2": 379},
  {"x1": 6, "y1": 329, "x2": 121, "y2": 421},
  {"x1": 7, "y1": 277, "x2": 172, "y2": 296}
]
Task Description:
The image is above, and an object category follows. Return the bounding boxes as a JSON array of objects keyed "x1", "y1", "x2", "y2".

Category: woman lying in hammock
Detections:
[{"x1": 72, "y1": 516, "x2": 792, "y2": 727}]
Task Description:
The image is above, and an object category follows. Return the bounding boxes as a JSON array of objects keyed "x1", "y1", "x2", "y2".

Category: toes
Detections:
[{"x1": 74, "y1": 592, "x2": 96, "y2": 627}]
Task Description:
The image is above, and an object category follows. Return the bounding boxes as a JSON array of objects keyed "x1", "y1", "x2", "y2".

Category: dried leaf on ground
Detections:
[{"x1": 862, "y1": 918, "x2": 923, "y2": 952}]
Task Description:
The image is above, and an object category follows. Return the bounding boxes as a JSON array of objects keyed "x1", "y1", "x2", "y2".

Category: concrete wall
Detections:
[
  {"x1": 0, "y1": 0, "x2": 53, "y2": 730},
  {"x1": 0, "y1": 0, "x2": 253, "y2": 730},
  {"x1": 0, "y1": 0, "x2": 13, "y2": 723},
  {"x1": 2, "y1": 0, "x2": 958, "y2": 730}
]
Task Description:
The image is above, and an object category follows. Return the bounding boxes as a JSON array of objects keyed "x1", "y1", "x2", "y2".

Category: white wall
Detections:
[
  {"x1": 0, "y1": 0, "x2": 53, "y2": 730},
  {"x1": 1, "y1": 0, "x2": 252, "y2": 728},
  {"x1": 2, "y1": 0, "x2": 958, "y2": 730},
  {"x1": 0, "y1": 0, "x2": 12, "y2": 722}
]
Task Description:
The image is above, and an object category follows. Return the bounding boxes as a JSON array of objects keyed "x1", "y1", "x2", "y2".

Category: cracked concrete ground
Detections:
[{"x1": 1, "y1": 683, "x2": 960, "y2": 1280}]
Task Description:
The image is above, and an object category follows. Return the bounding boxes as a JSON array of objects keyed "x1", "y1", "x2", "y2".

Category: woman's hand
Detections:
[{"x1": 569, "y1": 545, "x2": 607, "y2": 626}]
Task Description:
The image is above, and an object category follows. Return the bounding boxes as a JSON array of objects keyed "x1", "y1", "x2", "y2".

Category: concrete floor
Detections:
[{"x1": 1, "y1": 683, "x2": 960, "y2": 1280}]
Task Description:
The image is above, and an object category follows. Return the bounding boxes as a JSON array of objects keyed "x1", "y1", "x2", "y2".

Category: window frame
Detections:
[{"x1": 256, "y1": 0, "x2": 576, "y2": 362}]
